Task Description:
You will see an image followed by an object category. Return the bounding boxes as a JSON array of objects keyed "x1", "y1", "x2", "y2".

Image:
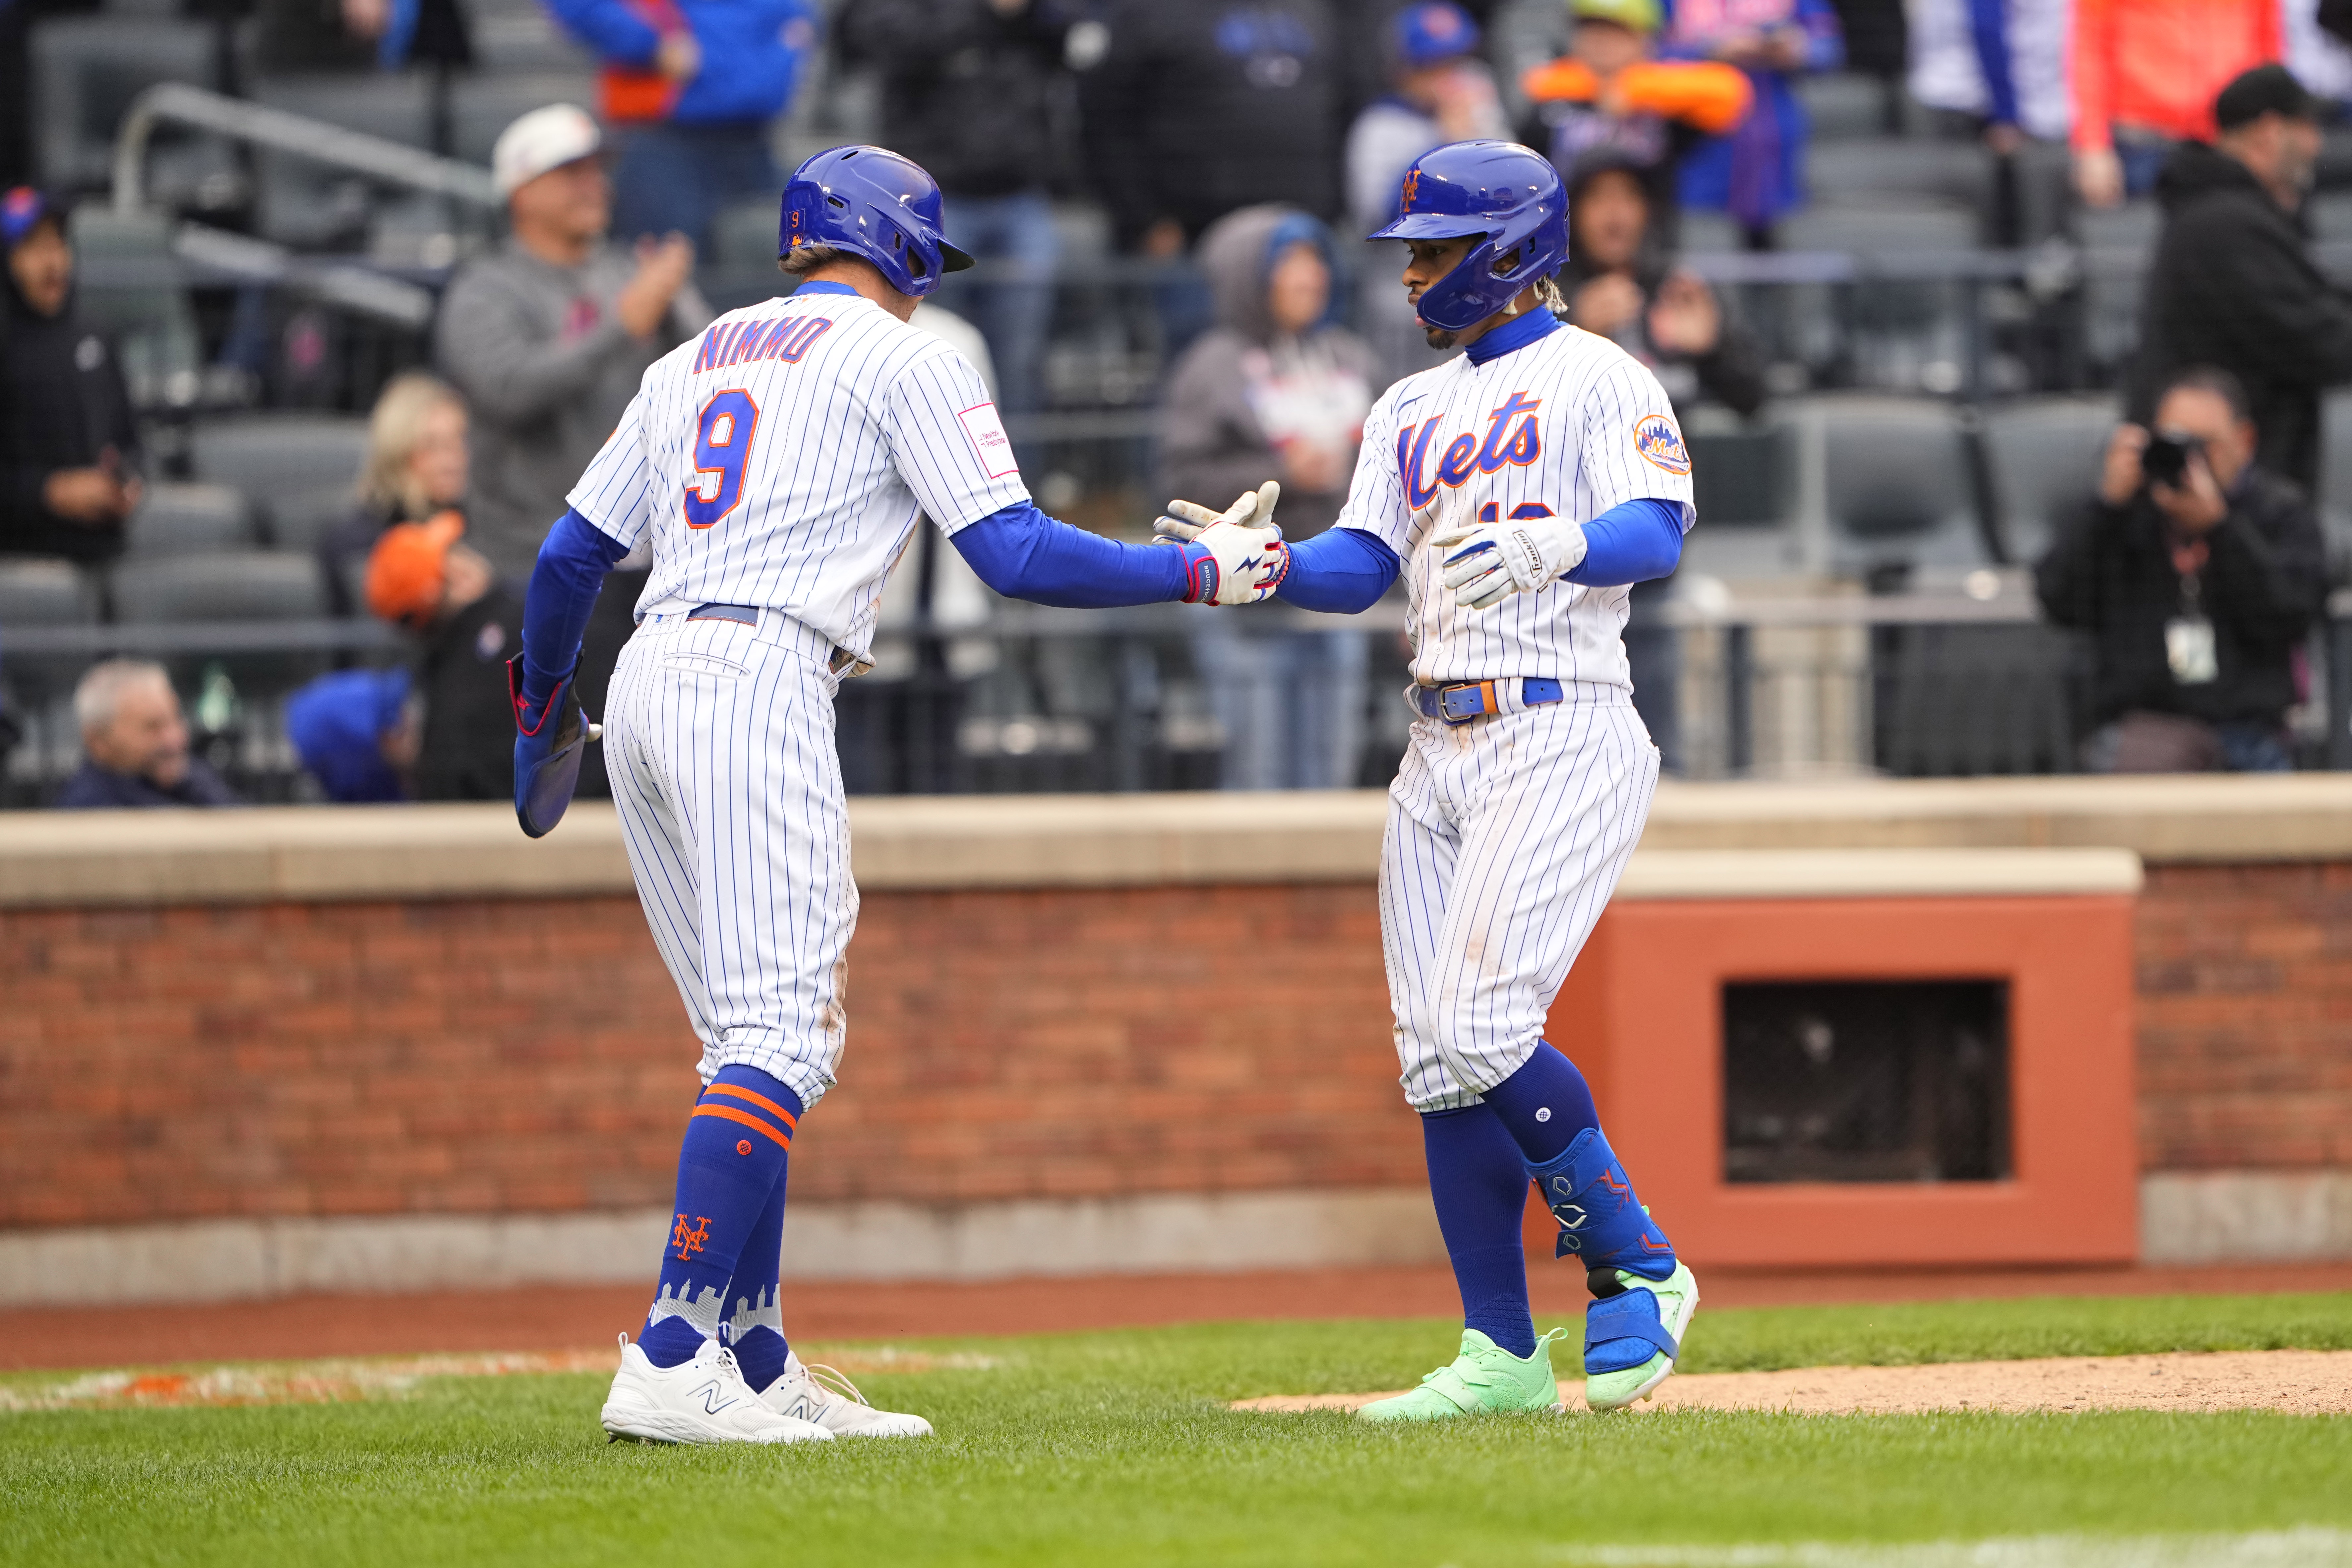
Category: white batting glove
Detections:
[
  {"x1": 1155, "y1": 480, "x2": 1290, "y2": 606},
  {"x1": 1431, "y1": 513, "x2": 1587, "y2": 611}
]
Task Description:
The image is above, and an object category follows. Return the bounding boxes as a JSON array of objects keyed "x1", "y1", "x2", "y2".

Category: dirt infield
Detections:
[
  {"x1": 1231, "y1": 1349, "x2": 2352, "y2": 1416},
  {"x1": 8, "y1": 1261, "x2": 2352, "y2": 1374}
]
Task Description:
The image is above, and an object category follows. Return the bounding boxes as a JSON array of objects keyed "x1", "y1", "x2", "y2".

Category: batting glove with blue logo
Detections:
[
  {"x1": 1154, "y1": 480, "x2": 1290, "y2": 606},
  {"x1": 1432, "y1": 513, "x2": 1587, "y2": 611}
]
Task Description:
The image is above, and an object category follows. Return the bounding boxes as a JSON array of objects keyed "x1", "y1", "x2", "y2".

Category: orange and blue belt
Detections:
[{"x1": 1414, "y1": 677, "x2": 1565, "y2": 725}]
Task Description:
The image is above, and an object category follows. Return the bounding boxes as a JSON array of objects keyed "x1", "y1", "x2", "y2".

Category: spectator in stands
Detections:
[
  {"x1": 1561, "y1": 148, "x2": 1767, "y2": 417},
  {"x1": 1906, "y1": 0, "x2": 2070, "y2": 155},
  {"x1": 2071, "y1": 0, "x2": 2282, "y2": 207},
  {"x1": 1659, "y1": 0, "x2": 1842, "y2": 245},
  {"x1": 840, "y1": 0, "x2": 1075, "y2": 416},
  {"x1": 0, "y1": 188, "x2": 143, "y2": 566},
  {"x1": 319, "y1": 372, "x2": 471, "y2": 616},
  {"x1": 254, "y1": 0, "x2": 473, "y2": 75},
  {"x1": 435, "y1": 106, "x2": 709, "y2": 583},
  {"x1": 1162, "y1": 205, "x2": 1376, "y2": 790},
  {"x1": 365, "y1": 514, "x2": 525, "y2": 801},
  {"x1": 1076, "y1": 0, "x2": 1343, "y2": 351},
  {"x1": 2037, "y1": 366, "x2": 2326, "y2": 773},
  {"x1": 285, "y1": 666, "x2": 418, "y2": 803},
  {"x1": 1347, "y1": 2, "x2": 1511, "y2": 386},
  {"x1": 2128, "y1": 65, "x2": 2352, "y2": 493},
  {"x1": 545, "y1": 0, "x2": 819, "y2": 251},
  {"x1": 54, "y1": 660, "x2": 241, "y2": 809},
  {"x1": 1518, "y1": 0, "x2": 1751, "y2": 241}
]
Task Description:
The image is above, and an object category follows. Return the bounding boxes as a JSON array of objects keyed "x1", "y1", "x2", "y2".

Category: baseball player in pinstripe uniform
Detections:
[
  {"x1": 1162, "y1": 140, "x2": 1701, "y2": 1420},
  {"x1": 506, "y1": 145, "x2": 1290, "y2": 1444}
]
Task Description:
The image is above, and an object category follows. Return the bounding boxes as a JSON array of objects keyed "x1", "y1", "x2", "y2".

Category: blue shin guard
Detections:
[{"x1": 1526, "y1": 1126, "x2": 1676, "y2": 1279}]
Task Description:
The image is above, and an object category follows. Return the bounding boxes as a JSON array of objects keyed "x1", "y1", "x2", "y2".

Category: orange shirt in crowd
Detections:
[
  {"x1": 2070, "y1": 0, "x2": 2281, "y2": 151},
  {"x1": 1521, "y1": 58, "x2": 1755, "y2": 135}
]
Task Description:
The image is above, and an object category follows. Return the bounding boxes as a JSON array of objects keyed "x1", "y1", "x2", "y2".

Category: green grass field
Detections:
[{"x1": 5, "y1": 1292, "x2": 2350, "y2": 1568}]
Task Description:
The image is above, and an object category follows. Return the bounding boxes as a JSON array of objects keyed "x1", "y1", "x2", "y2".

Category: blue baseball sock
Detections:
[
  {"x1": 1478, "y1": 1041, "x2": 1599, "y2": 1164},
  {"x1": 639, "y1": 1065, "x2": 802, "y2": 1370},
  {"x1": 720, "y1": 1164, "x2": 790, "y2": 1392},
  {"x1": 1485, "y1": 1043, "x2": 1675, "y2": 1285},
  {"x1": 1421, "y1": 1104, "x2": 1537, "y2": 1358}
]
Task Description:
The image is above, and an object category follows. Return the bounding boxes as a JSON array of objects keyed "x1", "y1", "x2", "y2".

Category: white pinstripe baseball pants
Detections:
[
  {"x1": 605, "y1": 607, "x2": 855, "y2": 1109},
  {"x1": 1380, "y1": 687, "x2": 1660, "y2": 1111}
]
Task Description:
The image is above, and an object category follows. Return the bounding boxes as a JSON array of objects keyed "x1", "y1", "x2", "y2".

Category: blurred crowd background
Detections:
[{"x1": 6, "y1": 0, "x2": 2352, "y2": 809}]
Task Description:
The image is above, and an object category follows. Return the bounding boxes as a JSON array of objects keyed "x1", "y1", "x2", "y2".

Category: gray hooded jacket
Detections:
[{"x1": 1158, "y1": 205, "x2": 1378, "y2": 539}]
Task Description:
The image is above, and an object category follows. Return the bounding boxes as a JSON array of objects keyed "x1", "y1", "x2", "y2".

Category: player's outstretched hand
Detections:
[
  {"x1": 1431, "y1": 513, "x2": 1588, "y2": 610},
  {"x1": 1154, "y1": 478, "x2": 1282, "y2": 544},
  {"x1": 1155, "y1": 480, "x2": 1290, "y2": 606}
]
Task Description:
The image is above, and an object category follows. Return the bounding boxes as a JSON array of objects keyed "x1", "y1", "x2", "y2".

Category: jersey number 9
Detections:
[{"x1": 686, "y1": 390, "x2": 760, "y2": 529}]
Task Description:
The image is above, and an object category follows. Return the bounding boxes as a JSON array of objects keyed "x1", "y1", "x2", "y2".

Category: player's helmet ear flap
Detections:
[
  {"x1": 1369, "y1": 140, "x2": 1568, "y2": 333},
  {"x1": 778, "y1": 145, "x2": 975, "y2": 298}
]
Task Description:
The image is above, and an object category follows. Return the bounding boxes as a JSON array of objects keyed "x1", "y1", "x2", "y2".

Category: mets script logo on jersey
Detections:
[
  {"x1": 1633, "y1": 413, "x2": 1691, "y2": 475},
  {"x1": 1396, "y1": 392, "x2": 1541, "y2": 511}
]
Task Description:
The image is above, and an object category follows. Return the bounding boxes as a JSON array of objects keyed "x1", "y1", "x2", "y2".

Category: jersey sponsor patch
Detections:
[
  {"x1": 1633, "y1": 413, "x2": 1691, "y2": 475},
  {"x1": 957, "y1": 402, "x2": 1020, "y2": 479}
]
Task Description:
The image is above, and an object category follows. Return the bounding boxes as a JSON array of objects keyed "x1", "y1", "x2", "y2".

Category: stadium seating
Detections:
[
  {"x1": 267, "y1": 485, "x2": 360, "y2": 555},
  {"x1": 109, "y1": 550, "x2": 331, "y2": 699},
  {"x1": 189, "y1": 415, "x2": 370, "y2": 532},
  {"x1": 65, "y1": 206, "x2": 208, "y2": 412},
  {"x1": 1805, "y1": 141, "x2": 1998, "y2": 233},
  {"x1": 1977, "y1": 395, "x2": 2120, "y2": 566},
  {"x1": 0, "y1": 558, "x2": 101, "y2": 709},
  {"x1": 2075, "y1": 201, "x2": 2160, "y2": 378},
  {"x1": 122, "y1": 485, "x2": 257, "y2": 559},
  {"x1": 30, "y1": 17, "x2": 238, "y2": 209},
  {"x1": 250, "y1": 75, "x2": 435, "y2": 250},
  {"x1": 449, "y1": 73, "x2": 601, "y2": 167},
  {"x1": 1813, "y1": 394, "x2": 1991, "y2": 578}
]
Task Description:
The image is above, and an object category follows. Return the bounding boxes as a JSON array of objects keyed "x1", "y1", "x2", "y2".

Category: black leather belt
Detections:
[{"x1": 1413, "y1": 677, "x2": 1566, "y2": 725}]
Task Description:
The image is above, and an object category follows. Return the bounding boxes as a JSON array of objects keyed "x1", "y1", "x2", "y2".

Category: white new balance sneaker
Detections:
[
  {"x1": 600, "y1": 1334, "x2": 835, "y2": 1445},
  {"x1": 758, "y1": 1351, "x2": 933, "y2": 1438}
]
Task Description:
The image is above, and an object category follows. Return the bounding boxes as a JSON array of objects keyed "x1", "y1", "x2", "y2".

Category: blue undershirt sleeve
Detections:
[
  {"x1": 948, "y1": 499, "x2": 1190, "y2": 607},
  {"x1": 1565, "y1": 498, "x2": 1687, "y2": 587},
  {"x1": 1967, "y1": 0, "x2": 2020, "y2": 127},
  {"x1": 520, "y1": 508, "x2": 630, "y2": 705},
  {"x1": 1274, "y1": 526, "x2": 1400, "y2": 614}
]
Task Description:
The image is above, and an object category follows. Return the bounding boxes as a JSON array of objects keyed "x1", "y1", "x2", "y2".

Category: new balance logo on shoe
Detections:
[{"x1": 697, "y1": 1381, "x2": 738, "y2": 1416}]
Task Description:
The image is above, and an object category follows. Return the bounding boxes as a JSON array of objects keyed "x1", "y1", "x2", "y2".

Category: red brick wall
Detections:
[
  {"x1": 2135, "y1": 863, "x2": 2352, "y2": 1172},
  {"x1": 0, "y1": 884, "x2": 1407, "y2": 1230},
  {"x1": 3, "y1": 864, "x2": 2346, "y2": 1232}
]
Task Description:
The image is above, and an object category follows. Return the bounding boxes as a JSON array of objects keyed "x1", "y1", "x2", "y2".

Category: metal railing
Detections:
[
  {"x1": 111, "y1": 83, "x2": 500, "y2": 216},
  {"x1": 8, "y1": 592, "x2": 2350, "y2": 806}
]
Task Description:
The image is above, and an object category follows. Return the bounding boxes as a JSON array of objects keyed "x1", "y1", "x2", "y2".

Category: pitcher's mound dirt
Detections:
[{"x1": 1230, "y1": 1349, "x2": 2352, "y2": 1417}]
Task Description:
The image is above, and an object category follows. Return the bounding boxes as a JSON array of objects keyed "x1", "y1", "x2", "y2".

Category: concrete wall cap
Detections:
[{"x1": 0, "y1": 772, "x2": 2332, "y2": 907}]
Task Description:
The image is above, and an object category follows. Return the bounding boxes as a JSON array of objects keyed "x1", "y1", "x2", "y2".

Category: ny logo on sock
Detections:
[{"x1": 670, "y1": 1213, "x2": 712, "y2": 1261}]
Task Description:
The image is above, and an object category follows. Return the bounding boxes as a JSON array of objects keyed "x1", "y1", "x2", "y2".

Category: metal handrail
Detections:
[{"x1": 112, "y1": 82, "x2": 499, "y2": 215}]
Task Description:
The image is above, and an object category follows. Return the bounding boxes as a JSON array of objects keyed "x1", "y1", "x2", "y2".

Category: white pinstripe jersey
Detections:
[
  {"x1": 1336, "y1": 322, "x2": 1696, "y2": 689},
  {"x1": 566, "y1": 287, "x2": 1030, "y2": 660}
]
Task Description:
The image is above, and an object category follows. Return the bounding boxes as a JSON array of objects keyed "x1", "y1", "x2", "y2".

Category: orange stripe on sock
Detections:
[
  {"x1": 692, "y1": 1102, "x2": 791, "y2": 1149},
  {"x1": 705, "y1": 1082, "x2": 800, "y2": 1129}
]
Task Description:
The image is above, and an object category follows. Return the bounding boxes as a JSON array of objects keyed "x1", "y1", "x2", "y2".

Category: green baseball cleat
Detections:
[
  {"x1": 1357, "y1": 1328, "x2": 1569, "y2": 1424},
  {"x1": 1583, "y1": 1261, "x2": 1700, "y2": 1411}
]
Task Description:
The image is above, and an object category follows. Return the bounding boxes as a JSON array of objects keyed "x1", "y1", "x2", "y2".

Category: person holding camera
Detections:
[{"x1": 2036, "y1": 365, "x2": 2327, "y2": 773}]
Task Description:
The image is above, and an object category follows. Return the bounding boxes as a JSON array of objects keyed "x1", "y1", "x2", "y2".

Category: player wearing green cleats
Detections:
[
  {"x1": 1359, "y1": 1328, "x2": 1570, "y2": 1423},
  {"x1": 1583, "y1": 1261, "x2": 1700, "y2": 1411}
]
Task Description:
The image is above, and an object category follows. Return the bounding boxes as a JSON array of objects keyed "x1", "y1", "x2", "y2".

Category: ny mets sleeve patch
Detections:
[
  {"x1": 958, "y1": 402, "x2": 1020, "y2": 479},
  {"x1": 1634, "y1": 413, "x2": 1692, "y2": 475}
]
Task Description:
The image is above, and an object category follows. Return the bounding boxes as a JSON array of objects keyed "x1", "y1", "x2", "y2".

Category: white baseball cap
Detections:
[{"x1": 492, "y1": 104, "x2": 603, "y2": 199}]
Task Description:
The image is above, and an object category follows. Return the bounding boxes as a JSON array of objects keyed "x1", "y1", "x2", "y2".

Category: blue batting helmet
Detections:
[
  {"x1": 778, "y1": 145, "x2": 974, "y2": 298},
  {"x1": 1368, "y1": 140, "x2": 1567, "y2": 333}
]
